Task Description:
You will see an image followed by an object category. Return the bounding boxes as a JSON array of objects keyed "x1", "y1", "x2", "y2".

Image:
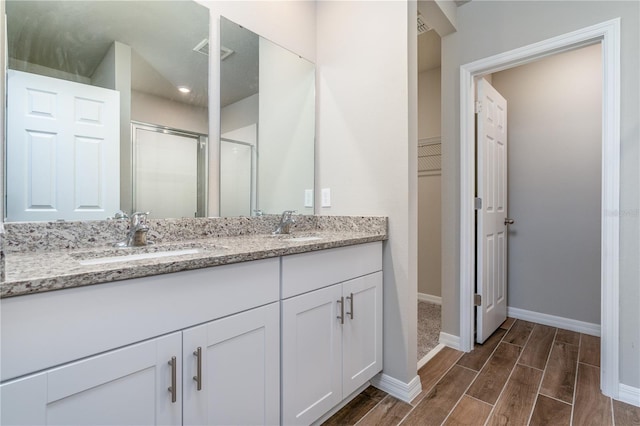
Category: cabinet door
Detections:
[
  {"x1": 342, "y1": 272, "x2": 383, "y2": 396},
  {"x1": 0, "y1": 332, "x2": 182, "y2": 426},
  {"x1": 183, "y1": 302, "x2": 280, "y2": 426},
  {"x1": 282, "y1": 284, "x2": 343, "y2": 425}
]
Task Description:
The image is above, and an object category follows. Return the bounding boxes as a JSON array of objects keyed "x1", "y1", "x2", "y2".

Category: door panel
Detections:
[
  {"x1": 183, "y1": 303, "x2": 280, "y2": 426},
  {"x1": 0, "y1": 333, "x2": 182, "y2": 426},
  {"x1": 6, "y1": 70, "x2": 120, "y2": 221},
  {"x1": 476, "y1": 78, "x2": 508, "y2": 343},
  {"x1": 342, "y1": 272, "x2": 383, "y2": 397},
  {"x1": 282, "y1": 285, "x2": 343, "y2": 425}
]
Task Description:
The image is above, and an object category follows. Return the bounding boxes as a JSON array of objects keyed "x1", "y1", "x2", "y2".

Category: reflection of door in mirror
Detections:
[
  {"x1": 132, "y1": 123, "x2": 207, "y2": 219},
  {"x1": 5, "y1": 0, "x2": 210, "y2": 222},
  {"x1": 6, "y1": 70, "x2": 120, "y2": 222}
]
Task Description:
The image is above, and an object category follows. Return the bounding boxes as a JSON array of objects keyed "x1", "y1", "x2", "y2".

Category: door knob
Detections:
[{"x1": 504, "y1": 218, "x2": 515, "y2": 225}]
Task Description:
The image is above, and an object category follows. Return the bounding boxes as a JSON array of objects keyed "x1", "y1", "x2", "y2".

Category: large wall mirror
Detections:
[
  {"x1": 3, "y1": 2, "x2": 315, "y2": 222},
  {"x1": 4, "y1": 0, "x2": 210, "y2": 222},
  {"x1": 219, "y1": 17, "x2": 315, "y2": 217}
]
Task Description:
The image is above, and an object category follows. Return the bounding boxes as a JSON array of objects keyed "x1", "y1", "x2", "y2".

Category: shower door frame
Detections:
[{"x1": 131, "y1": 121, "x2": 209, "y2": 218}]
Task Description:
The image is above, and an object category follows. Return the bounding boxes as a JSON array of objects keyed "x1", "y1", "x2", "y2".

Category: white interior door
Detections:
[
  {"x1": 476, "y1": 78, "x2": 508, "y2": 344},
  {"x1": 6, "y1": 70, "x2": 120, "y2": 221}
]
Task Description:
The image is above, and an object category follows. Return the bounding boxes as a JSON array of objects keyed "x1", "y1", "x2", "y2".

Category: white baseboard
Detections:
[
  {"x1": 439, "y1": 332, "x2": 461, "y2": 350},
  {"x1": 417, "y1": 343, "x2": 445, "y2": 370},
  {"x1": 418, "y1": 293, "x2": 442, "y2": 305},
  {"x1": 370, "y1": 373, "x2": 422, "y2": 403},
  {"x1": 618, "y1": 383, "x2": 640, "y2": 408},
  {"x1": 507, "y1": 306, "x2": 600, "y2": 337}
]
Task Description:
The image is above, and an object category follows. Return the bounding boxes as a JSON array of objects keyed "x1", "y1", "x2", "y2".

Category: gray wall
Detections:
[
  {"x1": 418, "y1": 68, "x2": 442, "y2": 298},
  {"x1": 316, "y1": 0, "x2": 419, "y2": 385},
  {"x1": 418, "y1": 173, "x2": 441, "y2": 297},
  {"x1": 441, "y1": 1, "x2": 639, "y2": 388},
  {"x1": 491, "y1": 44, "x2": 601, "y2": 324}
]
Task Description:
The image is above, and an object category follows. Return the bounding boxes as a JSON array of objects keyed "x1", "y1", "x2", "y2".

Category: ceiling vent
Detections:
[
  {"x1": 193, "y1": 38, "x2": 210, "y2": 56},
  {"x1": 417, "y1": 13, "x2": 431, "y2": 35}
]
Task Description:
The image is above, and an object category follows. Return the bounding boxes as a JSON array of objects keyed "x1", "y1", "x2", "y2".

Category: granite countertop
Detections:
[{"x1": 1, "y1": 229, "x2": 386, "y2": 298}]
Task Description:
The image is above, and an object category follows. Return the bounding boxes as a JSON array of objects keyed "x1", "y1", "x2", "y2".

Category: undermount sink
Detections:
[
  {"x1": 78, "y1": 249, "x2": 201, "y2": 266},
  {"x1": 72, "y1": 243, "x2": 227, "y2": 266},
  {"x1": 286, "y1": 236, "x2": 323, "y2": 242},
  {"x1": 267, "y1": 233, "x2": 323, "y2": 242}
]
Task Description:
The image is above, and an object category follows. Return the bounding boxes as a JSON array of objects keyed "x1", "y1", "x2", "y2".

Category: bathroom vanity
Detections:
[{"x1": 0, "y1": 216, "x2": 385, "y2": 426}]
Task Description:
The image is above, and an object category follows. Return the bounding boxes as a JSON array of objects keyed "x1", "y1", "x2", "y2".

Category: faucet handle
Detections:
[
  {"x1": 113, "y1": 210, "x2": 129, "y2": 220},
  {"x1": 281, "y1": 210, "x2": 297, "y2": 223}
]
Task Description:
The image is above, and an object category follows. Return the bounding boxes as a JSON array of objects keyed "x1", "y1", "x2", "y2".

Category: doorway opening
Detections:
[
  {"x1": 459, "y1": 19, "x2": 620, "y2": 398},
  {"x1": 416, "y1": 15, "x2": 443, "y2": 369}
]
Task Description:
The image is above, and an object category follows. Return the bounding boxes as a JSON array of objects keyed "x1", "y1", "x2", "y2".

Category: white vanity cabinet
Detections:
[
  {"x1": 281, "y1": 242, "x2": 383, "y2": 425},
  {"x1": 1, "y1": 241, "x2": 383, "y2": 426},
  {"x1": 0, "y1": 258, "x2": 281, "y2": 426},
  {"x1": 0, "y1": 332, "x2": 183, "y2": 426}
]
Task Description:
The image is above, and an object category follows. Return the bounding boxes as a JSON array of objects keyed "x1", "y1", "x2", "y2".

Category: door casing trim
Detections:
[{"x1": 459, "y1": 18, "x2": 620, "y2": 398}]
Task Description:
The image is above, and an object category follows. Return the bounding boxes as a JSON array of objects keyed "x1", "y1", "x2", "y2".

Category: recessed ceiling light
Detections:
[{"x1": 178, "y1": 86, "x2": 191, "y2": 94}]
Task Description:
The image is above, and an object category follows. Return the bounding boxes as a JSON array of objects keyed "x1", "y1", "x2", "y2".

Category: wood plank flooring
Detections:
[{"x1": 323, "y1": 318, "x2": 640, "y2": 426}]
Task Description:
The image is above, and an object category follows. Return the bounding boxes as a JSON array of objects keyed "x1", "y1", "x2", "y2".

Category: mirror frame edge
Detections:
[{"x1": 1, "y1": 1, "x2": 6, "y2": 224}]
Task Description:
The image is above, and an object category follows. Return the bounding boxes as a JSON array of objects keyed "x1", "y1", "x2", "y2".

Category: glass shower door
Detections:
[
  {"x1": 220, "y1": 139, "x2": 255, "y2": 217},
  {"x1": 133, "y1": 123, "x2": 206, "y2": 218}
]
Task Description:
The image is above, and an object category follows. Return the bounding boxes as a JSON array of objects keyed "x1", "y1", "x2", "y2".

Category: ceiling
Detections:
[
  {"x1": 220, "y1": 17, "x2": 259, "y2": 108},
  {"x1": 418, "y1": 0, "x2": 472, "y2": 72},
  {"x1": 6, "y1": 0, "x2": 465, "y2": 105},
  {"x1": 6, "y1": 0, "x2": 210, "y2": 107}
]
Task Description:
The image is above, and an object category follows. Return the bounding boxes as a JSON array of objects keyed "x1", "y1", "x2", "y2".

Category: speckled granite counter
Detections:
[{"x1": 1, "y1": 216, "x2": 387, "y2": 298}]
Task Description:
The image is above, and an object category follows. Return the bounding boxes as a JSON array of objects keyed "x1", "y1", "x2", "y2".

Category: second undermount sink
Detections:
[{"x1": 72, "y1": 243, "x2": 227, "y2": 266}]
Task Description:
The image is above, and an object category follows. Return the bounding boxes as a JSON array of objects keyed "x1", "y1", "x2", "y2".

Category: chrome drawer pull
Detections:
[
  {"x1": 193, "y1": 347, "x2": 202, "y2": 391},
  {"x1": 346, "y1": 293, "x2": 354, "y2": 320},
  {"x1": 168, "y1": 356, "x2": 177, "y2": 403}
]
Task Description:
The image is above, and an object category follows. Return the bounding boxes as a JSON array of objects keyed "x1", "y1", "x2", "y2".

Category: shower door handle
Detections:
[{"x1": 504, "y1": 218, "x2": 515, "y2": 225}]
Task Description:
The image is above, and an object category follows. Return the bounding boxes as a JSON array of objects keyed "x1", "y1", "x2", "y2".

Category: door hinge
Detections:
[
  {"x1": 474, "y1": 294, "x2": 482, "y2": 306},
  {"x1": 474, "y1": 197, "x2": 482, "y2": 210},
  {"x1": 475, "y1": 100, "x2": 482, "y2": 114}
]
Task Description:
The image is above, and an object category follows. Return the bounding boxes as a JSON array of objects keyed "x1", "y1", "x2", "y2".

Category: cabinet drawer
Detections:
[{"x1": 282, "y1": 242, "x2": 382, "y2": 299}]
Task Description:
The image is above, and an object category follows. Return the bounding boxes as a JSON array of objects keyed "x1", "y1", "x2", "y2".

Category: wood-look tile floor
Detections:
[{"x1": 323, "y1": 318, "x2": 640, "y2": 426}]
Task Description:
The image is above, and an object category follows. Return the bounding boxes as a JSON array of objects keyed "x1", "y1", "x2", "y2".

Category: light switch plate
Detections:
[
  {"x1": 304, "y1": 189, "x2": 313, "y2": 208},
  {"x1": 321, "y1": 188, "x2": 331, "y2": 208}
]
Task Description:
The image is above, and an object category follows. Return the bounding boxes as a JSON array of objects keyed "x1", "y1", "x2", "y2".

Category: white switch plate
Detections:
[
  {"x1": 304, "y1": 189, "x2": 313, "y2": 207},
  {"x1": 321, "y1": 188, "x2": 331, "y2": 208}
]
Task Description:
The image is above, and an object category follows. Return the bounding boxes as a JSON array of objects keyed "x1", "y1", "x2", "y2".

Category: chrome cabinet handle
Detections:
[
  {"x1": 168, "y1": 356, "x2": 177, "y2": 403},
  {"x1": 337, "y1": 297, "x2": 344, "y2": 324},
  {"x1": 193, "y1": 347, "x2": 202, "y2": 391},
  {"x1": 346, "y1": 293, "x2": 354, "y2": 320},
  {"x1": 504, "y1": 218, "x2": 515, "y2": 225}
]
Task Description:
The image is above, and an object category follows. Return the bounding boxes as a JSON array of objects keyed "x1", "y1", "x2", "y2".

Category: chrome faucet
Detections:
[
  {"x1": 114, "y1": 212, "x2": 152, "y2": 247},
  {"x1": 273, "y1": 210, "x2": 296, "y2": 235}
]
